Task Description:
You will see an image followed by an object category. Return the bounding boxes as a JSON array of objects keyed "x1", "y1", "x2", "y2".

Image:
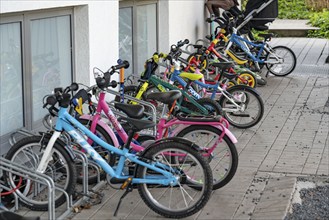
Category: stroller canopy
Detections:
[{"x1": 244, "y1": 0, "x2": 278, "y2": 19}]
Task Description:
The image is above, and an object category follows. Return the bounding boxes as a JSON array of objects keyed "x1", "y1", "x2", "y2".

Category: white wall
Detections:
[
  {"x1": 0, "y1": 0, "x2": 119, "y2": 85},
  {"x1": 167, "y1": 0, "x2": 207, "y2": 49}
]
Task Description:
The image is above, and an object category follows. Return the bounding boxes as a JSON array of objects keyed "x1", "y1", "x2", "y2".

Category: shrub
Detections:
[{"x1": 308, "y1": 9, "x2": 329, "y2": 38}]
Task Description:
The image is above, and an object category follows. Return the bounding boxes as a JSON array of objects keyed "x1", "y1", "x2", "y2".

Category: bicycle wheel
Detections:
[
  {"x1": 219, "y1": 86, "x2": 264, "y2": 128},
  {"x1": 265, "y1": 45, "x2": 296, "y2": 77},
  {"x1": 186, "y1": 53, "x2": 208, "y2": 73},
  {"x1": 191, "y1": 97, "x2": 223, "y2": 116},
  {"x1": 4, "y1": 135, "x2": 77, "y2": 211},
  {"x1": 177, "y1": 125, "x2": 238, "y2": 190},
  {"x1": 136, "y1": 141, "x2": 213, "y2": 218},
  {"x1": 236, "y1": 72, "x2": 257, "y2": 88},
  {"x1": 78, "y1": 118, "x2": 115, "y2": 184}
]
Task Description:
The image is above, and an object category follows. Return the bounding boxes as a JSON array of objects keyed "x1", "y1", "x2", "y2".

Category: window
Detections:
[
  {"x1": 119, "y1": 0, "x2": 158, "y2": 76},
  {"x1": 0, "y1": 9, "x2": 73, "y2": 151},
  {"x1": 0, "y1": 22, "x2": 23, "y2": 136}
]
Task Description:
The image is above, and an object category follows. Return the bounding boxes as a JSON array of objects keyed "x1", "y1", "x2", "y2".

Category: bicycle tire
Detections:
[
  {"x1": 219, "y1": 86, "x2": 264, "y2": 128},
  {"x1": 177, "y1": 125, "x2": 238, "y2": 190},
  {"x1": 136, "y1": 141, "x2": 213, "y2": 218},
  {"x1": 4, "y1": 135, "x2": 77, "y2": 211},
  {"x1": 186, "y1": 53, "x2": 209, "y2": 73},
  {"x1": 78, "y1": 118, "x2": 115, "y2": 184},
  {"x1": 265, "y1": 45, "x2": 296, "y2": 77},
  {"x1": 236, "y1": 72, "x2": 257, "y2": 88}
]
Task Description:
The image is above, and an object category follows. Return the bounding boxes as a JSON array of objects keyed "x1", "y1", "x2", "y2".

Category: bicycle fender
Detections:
[
  {"x1": 227, "y1": 84, "x2": 260, "y2": 96},
  {"x1": 79, "y1": 115, "x2": 120, "y2": 148},
  {"x1": 39, "y1": 132, "x2": 76, "y2": 161},
  {"x1": 142, "y1": 137, "x2": 202, "y2": 155},
  {"x1": 214, "y1": 125, "x2": 238, "y2": 144}
]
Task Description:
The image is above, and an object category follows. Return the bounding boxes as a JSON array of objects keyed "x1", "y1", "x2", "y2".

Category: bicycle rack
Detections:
[
  {"x1": 4, "y1": 128, "x2": 106, "y2": 219},
  {"x1": 0, "y1": 157, "x2": 57, "y2": 219},
  {"x1": 9, "y1": 128, "x2": 35, "y2": 146},
  {"x1": 105, "y1": 88, "x2": 157, "y2": 136}
]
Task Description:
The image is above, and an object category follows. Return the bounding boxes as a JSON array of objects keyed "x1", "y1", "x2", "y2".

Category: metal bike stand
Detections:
[
  {"x1": 9, "y1": 129, "x2": 35, "y2": 146},
  {"x1": 88, "y1": 161, "x2": 102, "y2": 183},
  {"x1": 105, "y1": 88, "x2": 157, "y2": 136},
  {"x1": 72, "y1": 150, "x2": 89, "y2": 195},
  {"x1": 0, "y1": 157, "x2": 56, "y2": 220}
]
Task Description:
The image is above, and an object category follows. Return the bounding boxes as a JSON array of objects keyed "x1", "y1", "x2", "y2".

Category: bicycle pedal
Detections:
[
  {"x1": 230, "y1": 113, "x2": 250, "y2": 117},
  {"x1": 120, "y1": 177, "x2": 133, "y2": 190}
]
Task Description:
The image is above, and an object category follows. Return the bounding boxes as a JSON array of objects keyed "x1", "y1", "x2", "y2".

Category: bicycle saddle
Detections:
[
  {"x1": 193, "y1": 44, "x2": 203, "y2": 49},
  {"x1": 253, "y1": 25, "x2": 269, "y2": 31},
  {"x1": 122, "y1": 117, "x2": 155, "y2": 132},
  {"x1": 210, "y1": 61, "x2": 234, "y2": 70},
  {"x1": 222, "y1": 72, "x2": 237, "y2": 80},
  {"x1": 179, "y1": 72, "x2": 203, "y2": 81},
  {"x1": 258, "y1": 33, "x2": 274, "y2": 39},
  {"x1": 114, "y1": 103, "x2": 144, "y2": 119},
  {"x1": 145, "y1": 90, "x2": 182, "y2": 105}
]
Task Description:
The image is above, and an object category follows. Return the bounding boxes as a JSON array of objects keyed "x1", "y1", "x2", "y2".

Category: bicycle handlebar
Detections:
[
  {"x1": 109, "y1": 60, "x2": 130, "y2": 72},
  {"x1": 43, "y1": 82, "x2": 80, "y2": 115}
]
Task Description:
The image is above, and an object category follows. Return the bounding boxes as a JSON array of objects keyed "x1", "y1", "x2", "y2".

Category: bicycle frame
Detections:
[
  {"x1": 225, "y1": 33, "x2": 266, "y2": 64},
  {"x1": 80, "y1": 89, "x2": 237, "y2": 156},
  {"x1": 132, "y1": 75, "x2": 211, "y2": 115},
  {"x1": 37, "y1": 106, "x2": 178, "y2": 185},
  {"x1": 169, "y1": 69, "x2": 244, "y2": 113}
]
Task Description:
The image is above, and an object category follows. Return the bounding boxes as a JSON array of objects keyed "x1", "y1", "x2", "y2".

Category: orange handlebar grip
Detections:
[{"x1": 120, "y1": 68, "x2": 124, "y2": 83}]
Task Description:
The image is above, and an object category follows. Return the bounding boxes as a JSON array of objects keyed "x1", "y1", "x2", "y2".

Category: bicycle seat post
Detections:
[{"x1": 123, "y1": 128, "x2": 136, "y2": 150}]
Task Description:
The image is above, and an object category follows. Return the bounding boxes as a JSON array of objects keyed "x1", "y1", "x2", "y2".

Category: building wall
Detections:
[
  {"x1": 0, "y1": 0, "x2": 119, "y2": 85},
  {"x1": 167, "y1": 0, "x2": 207, "y2": 51}
]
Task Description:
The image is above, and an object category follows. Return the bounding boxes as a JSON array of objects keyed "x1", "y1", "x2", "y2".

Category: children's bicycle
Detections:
[
  {"x1": 71, "y1": 61, "x2": 238, "y2": 190},
  {"x1": 219, "y1": 11, "x2": 296, "y2": 76},
  {"x1": 4, "y1": 63, "x2": 213, "y2": 218}
]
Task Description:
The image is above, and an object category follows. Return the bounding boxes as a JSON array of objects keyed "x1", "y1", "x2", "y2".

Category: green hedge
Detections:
[
  {"x1": 278, "y1": 0, "x2": 311, "y2": 19},
  {"x1": 277, "y1": 0, "x2": 328, "y2": 38},
  {"x1": 308, "y1": 9, "x2": 329, "y2": 38}
]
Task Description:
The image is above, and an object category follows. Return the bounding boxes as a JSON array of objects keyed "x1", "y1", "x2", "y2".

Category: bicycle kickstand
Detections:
[{"x1": 113, "y1": 177, "x2": 133, "y2": 217}]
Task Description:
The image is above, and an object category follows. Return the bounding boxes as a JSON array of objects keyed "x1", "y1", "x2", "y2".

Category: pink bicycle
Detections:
[{"x1": 74, "y1": 66, "x2": 238, "y2": 190}]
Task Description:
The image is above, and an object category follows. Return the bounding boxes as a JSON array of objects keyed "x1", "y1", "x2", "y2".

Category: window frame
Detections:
[
  {"x1": 0, "y1": 8, "x2": 74, "y2": 151},
  {"x1": 119, "y1": 0, "x2": 158, "y2": 76}
]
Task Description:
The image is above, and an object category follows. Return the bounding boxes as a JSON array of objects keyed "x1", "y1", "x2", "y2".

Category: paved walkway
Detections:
[{"x1": 16, "y1": 38, "x2": 329, "y2": 219}]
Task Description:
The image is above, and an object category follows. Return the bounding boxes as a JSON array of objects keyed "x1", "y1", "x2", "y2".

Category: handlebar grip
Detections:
[
  {"x1": 111, "y1": 60, "x2": 130, "y2": 71},
  {"x1": 69, "y1": 82, "x2": 79, "y2": 92},
  {"x1": 43, "y1": 95, "x2": 57, "y2": 108},
  {"x1": 177, "y1": 39, "x2": 189, "y2": 48}
]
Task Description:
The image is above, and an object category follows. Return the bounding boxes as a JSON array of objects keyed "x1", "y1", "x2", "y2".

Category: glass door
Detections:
[{"x1": 119, "y1": 0, "x2": 158, "y2": 77}]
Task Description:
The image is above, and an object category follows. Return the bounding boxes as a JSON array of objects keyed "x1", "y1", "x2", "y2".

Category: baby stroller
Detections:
[{"x1": 229, "y1": 0, "x2": 278, "y2": 39}]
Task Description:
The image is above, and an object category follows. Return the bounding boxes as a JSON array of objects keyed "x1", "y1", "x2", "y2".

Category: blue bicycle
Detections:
[
  {"x1": 4, "y1": 62, "x2": 213, "y2": 218},
  {"x1": 220, "y1": 12, "x2": 297, "y2": 76}
]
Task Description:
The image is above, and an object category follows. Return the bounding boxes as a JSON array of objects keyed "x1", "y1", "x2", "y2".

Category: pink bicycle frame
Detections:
[{"x1": 80, "y1": 90, "x2": 237, "y2": 154}]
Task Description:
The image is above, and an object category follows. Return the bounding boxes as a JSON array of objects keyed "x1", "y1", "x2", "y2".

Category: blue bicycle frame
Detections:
[
  {"x1": 227, "y1": 33, "x2": 266, "y2": 64},
  {"x1": 170, "y1": 69, "x2": 220, "y2": 101},
  {"x1": 38, "y1": 107, "x2": 178, "y2": 185}
]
